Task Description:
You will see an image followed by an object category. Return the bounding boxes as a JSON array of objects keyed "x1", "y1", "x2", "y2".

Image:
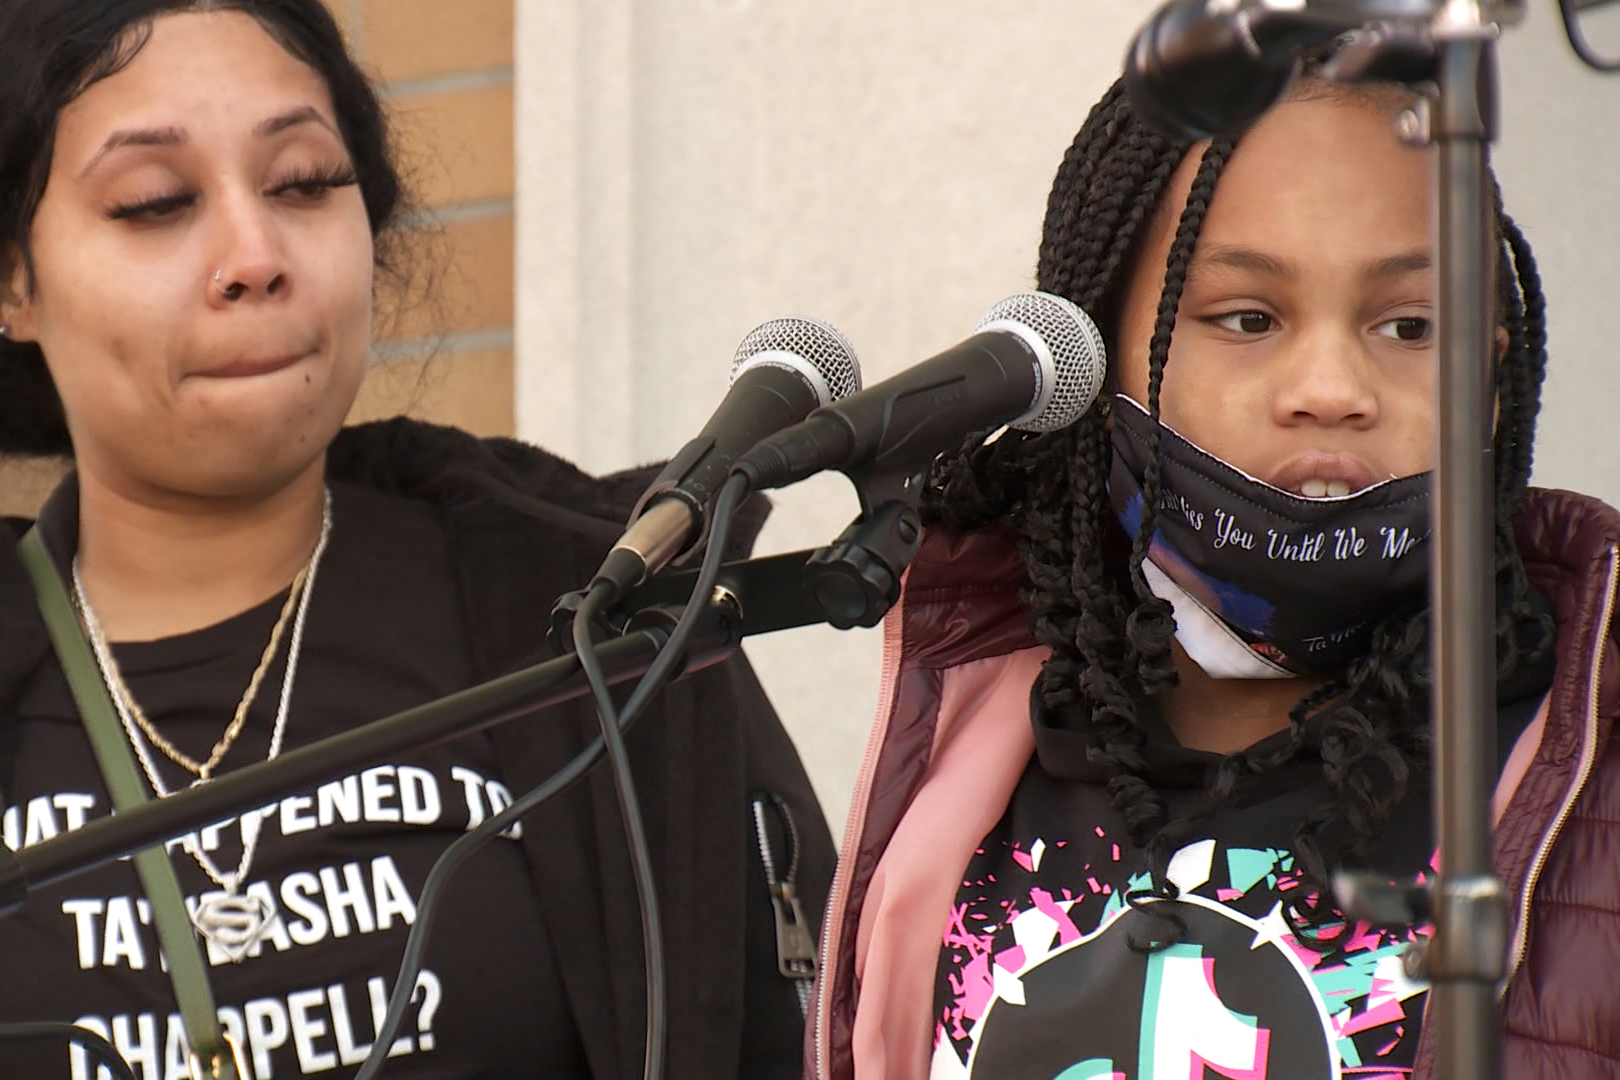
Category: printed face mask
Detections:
[{"x1": 1108, "y1": 394, "x2": 1432, "y2": 677}]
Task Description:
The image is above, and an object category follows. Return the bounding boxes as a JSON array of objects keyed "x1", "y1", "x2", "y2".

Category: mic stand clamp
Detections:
[
  {"x1": 813, "y1": 462, "x2": 929, "y2": 628},
  {"x1": 555, "y1": 497, "x2": 923, "y2": 648},
  {"x1": 1320, "y1": 22, "x2": 1448, "y2": 86},
  {"x1": 1336, "y1": 869, "x2": 1508, "y2": 991},
  {"x1": 1334, "y1": 870, "x2": 1435, "y2": 978},
  {"x1": 803, "y1": 498, "x2": 923, "y2": 631},
  {"x1": 560, "y1": 465, "x2": 927, "y2": 646}
]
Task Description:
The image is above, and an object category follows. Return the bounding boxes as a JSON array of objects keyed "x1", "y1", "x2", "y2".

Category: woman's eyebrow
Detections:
[
  {"x1": 78, "y1": 106, "x2": 338, "y2": 180},
  {"x1": 255, "y1": 105, "x2": 337, "y2": 139},
  {"x1": 79, "y1": 125, "x2": 185, "y2": 178}
]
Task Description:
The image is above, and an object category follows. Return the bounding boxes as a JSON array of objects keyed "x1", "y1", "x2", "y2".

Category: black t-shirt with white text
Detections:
[{"x1": 0, "y1": 482, "x2": 586, "y2": 1080}]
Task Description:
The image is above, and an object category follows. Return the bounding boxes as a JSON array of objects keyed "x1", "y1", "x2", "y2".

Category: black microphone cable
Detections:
[
  {"x1": 353, "y1": 472, "x2": 753, "y2": 1080},
  {"x1": 0, "y1": 1021, "x2": 138, "y2": 1080},
  {"x1": 1560, "y1": 0, "x2": 1620, "y2": 72}
]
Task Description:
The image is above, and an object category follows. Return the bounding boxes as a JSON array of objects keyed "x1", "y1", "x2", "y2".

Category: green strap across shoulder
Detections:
[{"x1": 17, "y1": 527, "x2": 243, "y2": 1080}]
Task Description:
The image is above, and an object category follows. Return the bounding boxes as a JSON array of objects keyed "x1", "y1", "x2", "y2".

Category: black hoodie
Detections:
[{"x1": 0, "y1": 418, "x2": 836, "y2": 1080}]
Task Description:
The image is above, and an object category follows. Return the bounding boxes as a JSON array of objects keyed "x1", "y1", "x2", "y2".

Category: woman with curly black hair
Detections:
[
  {"x1": 0, "y1": 3, "x2": 833, "y2": 1077},
  {"x1": 807, "y1": 71, "x2": 1620, "y2": 1080}
]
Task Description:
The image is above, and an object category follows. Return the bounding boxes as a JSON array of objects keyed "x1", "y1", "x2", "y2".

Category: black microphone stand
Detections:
[
  {"x1": 1317, "y1": 13, "x2": 1522, "y2": 1078},
  {"x1": 0, "y1": 493, "x2": 922, "y2": 923},
  {"x1": 0, "y1": 629, "x2": 679, "y2": 912},
  {"x1": 1374, "y1": 15, "x2": 1511, "y2": 1079}
]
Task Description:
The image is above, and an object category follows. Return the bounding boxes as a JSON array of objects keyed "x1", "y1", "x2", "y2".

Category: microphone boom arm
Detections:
[
  {"x1": 0, "y1": 630, "x2": 680, "y2": 910},
  {"x1": 1, "y1": 492, "x2": 925, "y2": 916}
]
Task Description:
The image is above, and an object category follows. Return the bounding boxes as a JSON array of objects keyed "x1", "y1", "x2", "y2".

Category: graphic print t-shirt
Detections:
[
  {"x1": 930, "y1": 687, "x2": 1549, "y2": 1080},
  {"x1": 0, "y1": 483, "x2": 585, "y2": 1079}
]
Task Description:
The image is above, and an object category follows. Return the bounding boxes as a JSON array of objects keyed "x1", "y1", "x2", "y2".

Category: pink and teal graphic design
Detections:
[{"x1": 931, "y1": 833, "x2": 1431, "y2": 1080}]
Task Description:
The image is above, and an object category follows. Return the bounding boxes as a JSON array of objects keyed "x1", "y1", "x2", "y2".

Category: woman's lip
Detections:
[
  {"x1": 1267, "y1": 452, "x2": 1383, "y2": 496},
  {"x1": 195, "y1": 351, "x2": 310, "y2": 379}
]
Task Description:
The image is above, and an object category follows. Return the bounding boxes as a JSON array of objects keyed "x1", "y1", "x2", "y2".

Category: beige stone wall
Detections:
[
  {"x1": 512, "y1": 0, "x2": 1164, "y2": 834},
  {"x1": 513, "y1": 1, "x2": 1620, "y2": 833}
]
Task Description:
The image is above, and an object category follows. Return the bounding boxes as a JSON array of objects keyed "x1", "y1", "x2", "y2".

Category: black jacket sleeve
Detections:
[{"x1": 332, "y1": 420, "x2": 836, "y2": 1080}]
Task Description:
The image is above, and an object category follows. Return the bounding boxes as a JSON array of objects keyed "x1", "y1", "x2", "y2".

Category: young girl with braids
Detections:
[{"x1": 807, "y1": 73, "x2": 1620, "y2": 1080}]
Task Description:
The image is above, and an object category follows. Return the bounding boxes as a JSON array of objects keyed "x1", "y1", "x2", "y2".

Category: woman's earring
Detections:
[{"x1": 0, "y1": 324, "x2": 10, "y2": 339}]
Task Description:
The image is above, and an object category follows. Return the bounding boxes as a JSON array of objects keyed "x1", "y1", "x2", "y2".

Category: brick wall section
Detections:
[
  {"x1": 343, "y1": 0, "x2": 518, "y2": 438},
  {"x1": 0, "y1": 3, "x2": 517, "y2": 517}
]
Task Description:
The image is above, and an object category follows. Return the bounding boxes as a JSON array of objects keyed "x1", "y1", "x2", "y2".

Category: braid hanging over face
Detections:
[{"x1": 924, "y1": 75, "x2": 1553, "y2": 943}]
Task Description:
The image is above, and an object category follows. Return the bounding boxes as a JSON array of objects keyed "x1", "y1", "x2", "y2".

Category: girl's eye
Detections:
[
  {"x1": 1375, "y1": 316, "x2": 1432, "y2": 344},
  {"x1": 107, "y1": 192, "x2": 196, "y2": 222},
  {"x1": 1208, "y1": 311, "x2": 1276, "y2": 335}
]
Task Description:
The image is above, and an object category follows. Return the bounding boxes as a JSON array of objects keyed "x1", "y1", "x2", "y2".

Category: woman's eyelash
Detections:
[
  {"x1": 106, "y1": 164, "x2": 360, "y2": 221},
  {"x1": 271, "y1": 164, "x2": 360, "y2": 196},
  {"x1": 107, "y1": 192, "x2": 195, "y2": 221}
]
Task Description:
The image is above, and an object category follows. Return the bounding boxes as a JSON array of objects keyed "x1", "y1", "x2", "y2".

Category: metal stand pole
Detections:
[{"x1": 1423, "y1": 16, "x2": 1508, "y2": 1079}]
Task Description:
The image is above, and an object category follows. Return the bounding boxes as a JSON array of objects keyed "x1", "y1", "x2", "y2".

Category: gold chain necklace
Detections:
[
  {"x1": 98, "y1": 566, "x2": 309, "y2": 780},
  {"x1": 71, "y1": 491, "x2": 334, "y2": 962}
]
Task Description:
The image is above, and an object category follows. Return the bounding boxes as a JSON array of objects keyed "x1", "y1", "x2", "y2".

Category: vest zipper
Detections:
[
  {"x1": 1502, "y1": 543, "x2": 1618, "y2": 992},
  {"x1": 815, "y1": 598, "x2": 906, "y2": 1080}
]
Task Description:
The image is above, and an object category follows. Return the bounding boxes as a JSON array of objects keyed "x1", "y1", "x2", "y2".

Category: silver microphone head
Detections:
[
  {"x1": 974, "y1": 291, "x2": 1108, "y2": 433},
  {"x1": 730, "y1": 317, "x2": 863, "y2": 406}
]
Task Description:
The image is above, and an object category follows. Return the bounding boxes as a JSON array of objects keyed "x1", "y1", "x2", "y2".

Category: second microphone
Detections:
[{"x1": 732, "y1": 292, "x2": 1109, "y2": 494}]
